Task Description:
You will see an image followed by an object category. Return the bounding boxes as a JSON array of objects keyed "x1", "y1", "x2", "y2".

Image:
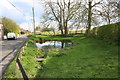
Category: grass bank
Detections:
[
  {"x1": 3, "y1": 38, "x2": 43, "y2": 78},
  {"x1": 34, "y1": 34, "x2": 119, "y2": 78},
  {"x1": 3, "y1": 34, "x2": 119, "y2": 78}
]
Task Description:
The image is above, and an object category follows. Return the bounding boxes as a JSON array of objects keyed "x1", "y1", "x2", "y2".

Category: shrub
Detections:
[{"x1": 91, "y1": 22, "x2": 120, "y2": 43}]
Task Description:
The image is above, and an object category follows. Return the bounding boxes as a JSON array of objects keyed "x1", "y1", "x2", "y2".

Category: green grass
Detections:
[
  {"x1": 20, "y1": 40, "x2": 43, "y2": 77},
  {"x1": 3, "y1": 39, "x2": 43, "y2": 78},
  {"x1": 3, "y1": 34, "x2": 119, "y2": 78},
  {"x1": 34, "y1": 34, "x2": 119, "y2": 78},
  {"x1": 3, "y1": 57, "x2": 22, "y2": 78}
]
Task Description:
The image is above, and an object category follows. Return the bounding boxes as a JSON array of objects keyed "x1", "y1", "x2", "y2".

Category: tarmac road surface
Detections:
[{"x1": 0, "y1": 35, "x2": 28, "y2": 79}]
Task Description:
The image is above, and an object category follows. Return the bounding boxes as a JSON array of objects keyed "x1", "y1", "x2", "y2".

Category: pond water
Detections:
[{"x1": 36, "y1": 40, "x2": 72, "y2": 53}]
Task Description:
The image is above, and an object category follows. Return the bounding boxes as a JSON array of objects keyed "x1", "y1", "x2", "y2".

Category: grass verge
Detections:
[
  {"x1": 34, "y1": 34, "x2": 119, "y2": 78},
  {"x1": 3, "y1": 34, "x2": 119, "y2": 78}
]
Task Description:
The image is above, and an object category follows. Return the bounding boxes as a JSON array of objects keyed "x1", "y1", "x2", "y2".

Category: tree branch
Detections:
[{"x1": 92, "y1": 0, "x2": 102, "y2": 7}]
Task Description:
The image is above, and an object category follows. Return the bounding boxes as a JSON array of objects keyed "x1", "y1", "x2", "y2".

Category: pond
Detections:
[{"x1": 35, "y1": 40, "x2": 73, "y2": 53}]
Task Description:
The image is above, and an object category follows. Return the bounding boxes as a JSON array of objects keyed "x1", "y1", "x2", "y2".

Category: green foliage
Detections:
[
  {"x1": 2, "y1": 17, "x2": 20, "y2": 35},
  {"x1": 47, "y1": 49, "x2": 66, "y2": 57},
  {"x1": 91, "y1": 22, "x2": 120, "y2": 43},
  {"x1": 35, "y1": 26, "x2": 41, "y2": 31},
  {"x1": 24, "y1": 30, "x2": 31, "y2": 34},
  {"x1": 20, "y1": 40, "x2": 44, "y2": 77},
  {"x1": 3, "y1": 57, "x2": 22, "y2": 78},
  {"x1": 41, "y1": 27, "x2": 55, "y2": 32},
  {"x1": 20, "y1": 31, "x2": 25, "y2": 34}
]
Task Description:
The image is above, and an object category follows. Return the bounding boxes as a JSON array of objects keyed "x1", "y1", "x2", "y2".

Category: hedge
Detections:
[{"x1": 91, "y1": 22, "x2": 120, "y2": 43}]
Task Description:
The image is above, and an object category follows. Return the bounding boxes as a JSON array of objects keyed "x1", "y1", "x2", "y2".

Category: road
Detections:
[{"x1": 0, "y1": 35, "x2": 28, "y2": 79}]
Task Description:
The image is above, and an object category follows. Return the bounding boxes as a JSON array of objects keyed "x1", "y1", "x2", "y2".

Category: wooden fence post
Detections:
[
  {"x1": 18, "y1": 47, "x2": 24, "y2": 59},
  {"x1": 15, "y1": 46, "x2": 24, "y2": 72},
  {"x1": 15, "y1": 61, "x2": 19, "y2": 72},
  {"x1": 15, "y1": 40, "x2": 29, "y2": 80}
]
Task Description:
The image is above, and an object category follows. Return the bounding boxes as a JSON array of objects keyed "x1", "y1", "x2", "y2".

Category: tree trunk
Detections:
[
  {"x1": 75, "y1": 22, "x2": 80, "y2": 34},
  {"x1": 86, "y1": 1, "x2": 92, "y2": 37},
  {"x1": 59, "y1": 23, "x2": 64, "y2": 35},
  {"x1": 61, "y1": 41, "x2": 64, "y2": 48},
  {"x1": 64, "y1": 21, "x2": 68, "y2": 36},
  {"x1": 75, "y1": 26, "x2": 79, "y2": 34},
  {"x1": 53, "y1": 30, "x2": 55, "y2": 35},
  {"x1": 108, "y1": 17, "x2": 111, "y2": 24}
]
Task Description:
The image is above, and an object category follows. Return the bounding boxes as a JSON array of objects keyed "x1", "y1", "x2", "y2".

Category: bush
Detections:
[
  {"x1": 2, "y1": 17, "x2": 20, "y2": 35},
  {"x1": 20, "y1": 31, "x2": 25, "y2": 34},
  {"x1": 91, "y1": 22, "x2": 120, "y2": 43}
]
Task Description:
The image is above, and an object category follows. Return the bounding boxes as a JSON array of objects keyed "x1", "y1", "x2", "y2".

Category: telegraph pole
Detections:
[{"x1": 32, "y1": 7, "x2": 35, "y2": 34}]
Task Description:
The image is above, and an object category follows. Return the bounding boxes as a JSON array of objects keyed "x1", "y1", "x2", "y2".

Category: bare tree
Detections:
[
  {"x1": 71, "y1": 4, "x2": 88, "y2": 34},
  {"x1": 100, "y1": 2, "x2": 119, "y2": 24},
  {"x1": 86, "y1": 0, "x2": 102, "y2": 37},
  {"x1": 42, "y1": 0, "x2": 119, "y2": 37},
  {"x1": 42, "y1": 0, "x2": 81, "y2": 36}
]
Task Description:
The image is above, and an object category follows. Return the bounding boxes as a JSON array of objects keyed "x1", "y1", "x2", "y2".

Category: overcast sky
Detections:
[
  {"x1": 0, "y1": 0, "x2": 44, "y2": 32},
  {"x1": 0, "y1": 0, "x2": 119, "y2": 31}
]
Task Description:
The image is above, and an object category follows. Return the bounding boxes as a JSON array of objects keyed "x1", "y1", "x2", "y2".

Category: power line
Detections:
[
  {"x1": 6, "y1": 0, "x2": 33, "y2": 32},
  {"x1": 6, "y1": 0, "x2": 35, "y2": 32},
  {"x1": 6, "y1": 0, "x2": 26, "y2": 17}
]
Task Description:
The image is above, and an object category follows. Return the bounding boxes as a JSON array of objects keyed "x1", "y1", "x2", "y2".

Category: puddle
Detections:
[{"x1": 35, "y1": 40, "x2": 72, "y2": 53}]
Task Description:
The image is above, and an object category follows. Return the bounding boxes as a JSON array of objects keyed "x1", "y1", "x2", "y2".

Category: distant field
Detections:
[{"x1": 40, "y1": 29, "x2": 86, "y2": 35}]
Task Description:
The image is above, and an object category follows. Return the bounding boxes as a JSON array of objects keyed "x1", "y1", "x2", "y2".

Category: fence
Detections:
[{"x1": 15, "y1": 40, "x2": 30, "y2": 80}]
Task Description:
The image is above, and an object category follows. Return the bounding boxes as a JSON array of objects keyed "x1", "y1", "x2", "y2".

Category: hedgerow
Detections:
[{"x1": 91, "y1": 22, "x2": 120, "y2": 44}]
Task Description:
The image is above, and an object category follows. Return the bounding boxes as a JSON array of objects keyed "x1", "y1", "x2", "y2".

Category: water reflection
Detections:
[{"x1": 36, "y1": 41, "x2": 72, "y2": 53}]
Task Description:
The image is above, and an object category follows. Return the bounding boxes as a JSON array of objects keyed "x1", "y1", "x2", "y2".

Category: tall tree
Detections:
[
  {"x1": 42, "y1": 0, "x2": 81, "y2": 36},
  {"x1": 69, "y1": 3, "x2": 88, "y2": 34},
  {"x1": 35, "y1": 26, "x2": 41, "y2": 30},
  {"x1": 86, "y1": 0, "x2": 102, "y2": 37},
  {"x1": 100, "y1": 2, "x2": 119, "y2": 24},
  {"x1": 2, "y1": 17, "x2": 20, "y2": 35}
]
